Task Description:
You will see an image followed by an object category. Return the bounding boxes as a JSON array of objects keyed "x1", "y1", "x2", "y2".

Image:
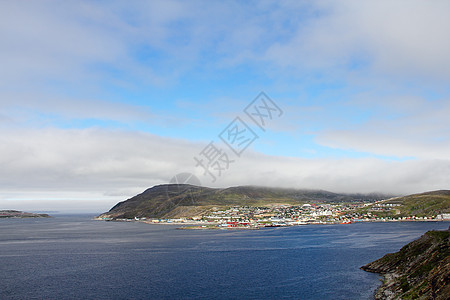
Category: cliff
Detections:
[{"x1": 362, "y1": 228, "x2": 450, "y2": 299}]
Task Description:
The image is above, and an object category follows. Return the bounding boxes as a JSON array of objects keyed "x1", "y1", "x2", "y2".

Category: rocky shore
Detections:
[
  {"x1": 0, "y1": 210, "x2": 50, "y2": 218},
  {"x1": 361, "y1": 227, "x2": 449, "y2": 299}
]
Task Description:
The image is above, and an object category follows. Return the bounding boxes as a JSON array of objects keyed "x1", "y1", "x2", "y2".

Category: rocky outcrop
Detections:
[
  {"x1": 0, "y1": 210, "x2": 50, "y2": 218},
  {"x1": 362, "y1": 228, "x2": 450, "y2": 299}
]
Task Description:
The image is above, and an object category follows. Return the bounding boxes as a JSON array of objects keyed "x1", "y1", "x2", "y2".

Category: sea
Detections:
[{"x1": 1, "y1": 216, "x2": 448, "y2": 300}]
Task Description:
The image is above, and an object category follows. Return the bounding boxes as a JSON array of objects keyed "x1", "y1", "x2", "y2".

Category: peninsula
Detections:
[
  {"x1": 96, "y1": 185, "x2": 449, "y2": 228},
  {"x1": 362, "y1": 227, "x2": 449, "y2": 299},
  {"x1": 0, "y1": 210, "x2": 50, "y2": 218}
]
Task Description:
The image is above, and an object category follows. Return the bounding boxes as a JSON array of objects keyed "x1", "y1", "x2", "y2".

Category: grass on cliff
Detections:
[{"x1": 385, "y1": 190, "x2": 450, "y2": 217}]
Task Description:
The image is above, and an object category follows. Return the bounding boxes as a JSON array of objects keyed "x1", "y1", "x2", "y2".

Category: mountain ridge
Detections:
[
  {"x1": 98, "y1": 184, "x2": 391, "y2": 219},
  {"x1": 378, "y1": 190, "x2": 450, "y2": 218}
]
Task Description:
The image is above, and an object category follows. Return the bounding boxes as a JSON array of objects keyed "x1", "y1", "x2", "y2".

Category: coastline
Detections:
[
  {"x1": 361, "y1": 227, "x2": 450, "y2": 299},
  {"x1": 94, "y1": 217, "x2": 449, "y2": 230},
  {"x1": 4, "y1": 217, "x2": 445, "y2": 299},
  {"x1": 0, "y1": 210, "x2": 51, "y2": 218}
]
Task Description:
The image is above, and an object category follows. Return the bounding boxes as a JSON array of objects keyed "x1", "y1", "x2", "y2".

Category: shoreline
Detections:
[
  {"x1": 361, "y1": 227, "x2": 450, "y2": 299},
  {"x1": 93, "y1": 218, "x2": 449, "y2": 230}
]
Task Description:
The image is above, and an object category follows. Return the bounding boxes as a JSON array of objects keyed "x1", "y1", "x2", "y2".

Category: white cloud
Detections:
[
  {"x1": 0, "y1": 0, "x2": 195, "y2": 89},
  {"x1": 0, "y1": 1, "x2": 449, "y2": 213},
  {"x1": 265, "y1": 0, "x2": 450, "y2": 82},
  {"x1": 3, "y1": 0, "x2": 450, "y2": 87},
  {"x1": 217, "y1": 152, "x2": 450, "y2": 195},
  {"x1": 315, "y1": 96, "x2": 450, "y2": 159},
  {"x1": 0, "y1": 128, "x2": 198, "y2": 191},
  {"x1": 0, "y1": 1, "x2": 124, "y2": 84},
  {"x1": 1, "y1": 127, "x2": 449, "y2": 212}
]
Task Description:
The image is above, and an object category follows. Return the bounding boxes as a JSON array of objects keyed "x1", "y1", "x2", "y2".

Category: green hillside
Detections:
[
  {"x1": 362, "y1": 228, "x2": 450, "y2": 299},
  {"x1": 384, "y1": 190, "x2": 450, "y2": 218},
  {"x1": 97, "y1": 184, "x2": 387, "y2": 219}
]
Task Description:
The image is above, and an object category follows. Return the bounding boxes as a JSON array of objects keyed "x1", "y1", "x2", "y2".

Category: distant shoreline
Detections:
[
  {"x1": 94, "y1": 217, "x2": 449, "y2": 230},
  {"x1": 0, "y1": 210, "x2": 51, "y2": 218}
]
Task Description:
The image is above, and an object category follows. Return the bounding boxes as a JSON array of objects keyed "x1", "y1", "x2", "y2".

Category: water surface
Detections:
[{"x1": 1, "y1": 216, "x2": 448, "y2": 299}]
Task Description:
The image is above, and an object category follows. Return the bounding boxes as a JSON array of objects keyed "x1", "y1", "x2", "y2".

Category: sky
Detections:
[{"x1": 1, "y1": 0, "x2": 449, "y2": 213}]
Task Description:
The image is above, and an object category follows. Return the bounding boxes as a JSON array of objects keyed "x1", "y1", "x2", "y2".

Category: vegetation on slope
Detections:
[
  {"x1": 352, "y1": 190, "x2": 450, "y2": 220},
  {"x1": 0, "y1": 210, "x2": 50, "y2": 218},
  {"x1": 362, "y1": 228, "x2": 450, "y2": 300},
  {"x1": 98, "y1": 184, "x2": 387, "y2": 219},
  {"x1": 384, "y1": 190, "x2": 450, "y2": 218}
]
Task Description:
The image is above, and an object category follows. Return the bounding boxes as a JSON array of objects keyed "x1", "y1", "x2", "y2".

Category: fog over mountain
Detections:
[{"x1": 1, "y1": 1, "x2": 449, "y2": 212}]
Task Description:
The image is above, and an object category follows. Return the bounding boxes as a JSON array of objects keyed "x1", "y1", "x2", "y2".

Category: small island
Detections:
[
  {"x1": 0, "y1": 210, "x2": 51, "y2": 218},
  {"x1": 361, "y1": 227, "x2": 449, "y2": 299}
]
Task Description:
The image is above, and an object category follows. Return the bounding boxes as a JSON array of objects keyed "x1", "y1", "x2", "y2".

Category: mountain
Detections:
[
  {"x1": 382, "y1": 190, "x2": 450, "y2": 218},
  {"x1": 97, "y1": 184, "x2": 388, "y2": 219},
  {"x1": 0, "y1": 210, "x2": 50, "y2": 218},
  {"x1": 362, "y1": 227, "x2": 450, "y2": 300}
]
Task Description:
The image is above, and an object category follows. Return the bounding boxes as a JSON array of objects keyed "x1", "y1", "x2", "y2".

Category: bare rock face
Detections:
[{"x1": 362, "y1": 228, "x2": 450, "y2": 299}]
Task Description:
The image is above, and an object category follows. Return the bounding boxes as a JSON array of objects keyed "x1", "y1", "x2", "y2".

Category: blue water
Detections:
[{"x1": 0, "y1": 216, "x2": 448, "y2": 300}]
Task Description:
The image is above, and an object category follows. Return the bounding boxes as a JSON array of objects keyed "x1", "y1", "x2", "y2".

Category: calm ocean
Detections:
[{"x1": 1, "y1": 216, "x2": 448, "y2": 300}]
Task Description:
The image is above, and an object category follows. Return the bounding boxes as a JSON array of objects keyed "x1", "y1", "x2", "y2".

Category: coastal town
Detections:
[{"x1": 99, "y1": 201, "x2": 450, "y2": 229}]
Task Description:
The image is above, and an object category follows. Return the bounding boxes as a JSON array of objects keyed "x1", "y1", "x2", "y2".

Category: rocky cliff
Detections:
[{"x1": 362, "y1": 228, "x2": 449, "y2": 299}]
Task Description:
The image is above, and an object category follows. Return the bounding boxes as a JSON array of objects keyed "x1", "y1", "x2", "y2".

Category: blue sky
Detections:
[{"x1": 1, "y1": 1, "x2": 449, "y2": 212}]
